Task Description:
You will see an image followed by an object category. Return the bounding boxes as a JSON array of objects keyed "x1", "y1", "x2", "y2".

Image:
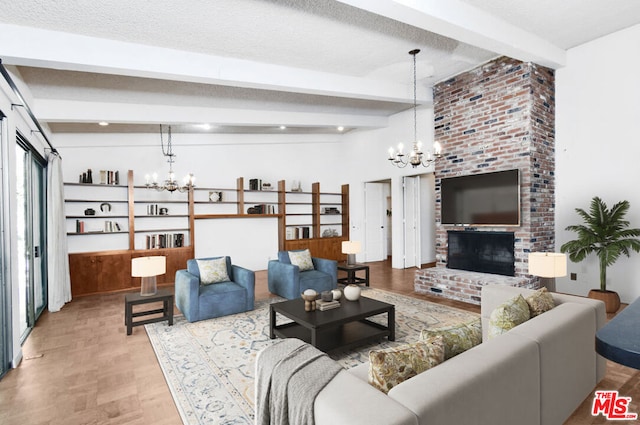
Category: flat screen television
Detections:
[{"x1": 440, "y1": 169, "x2": 520, "y2": 226}]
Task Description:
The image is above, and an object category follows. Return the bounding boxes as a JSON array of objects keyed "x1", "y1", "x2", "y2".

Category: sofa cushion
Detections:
[
  {"x1": 196, "y1": 257, "x2": 230, "y2": 285},
  {"x1": 419, "y1": 318, "x2": 482, "y2": 360},
  {"x1": 525, "y1": 287, "x2": 556, "y2": 317},
  {"x1": 488, "y1": 294, "x2": 531, "y2": 339},
  {"x1": 288, "y1": 249, "x2": 315, "y2": 271},
  {"x1": 368, "y1": 336, "x2": 445, "y2": 394}
]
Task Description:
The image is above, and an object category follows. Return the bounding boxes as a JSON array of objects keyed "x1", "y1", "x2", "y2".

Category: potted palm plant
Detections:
[{"x1": 560, "y1": 196, "x2": 640, "y2": 313}]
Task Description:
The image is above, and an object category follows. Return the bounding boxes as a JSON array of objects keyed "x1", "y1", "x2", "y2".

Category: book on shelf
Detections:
[
  {"x1": 146, "y1": 204, "x2": 167, "y2": 215},
  {"x1": 247, "y1": 204, "x2": 276, "y2": 214},
  {"x1": 249, "y1": 178, "x2": 262, "y2": 191},
  {"x1": 316, "y1": 299, "x2": 340, "y2": 311},
  {"x1": 145, "y1": 233, "x2": 185, "y2": 249},
  {"x1": 322, "y1": 207, "x2": 340, "y2": 214},
  {"x1": 103, "y1": 221, "x2": 121, "y2": 232},
  {"x1": 97, "y1": 169, "x2": 120, "y2": 185},
  {"x1": 285, "y1": 226, "x2": 311, "y2": 240},
  {"x1": 75, "y1": 219, "x2": 85, "y2": 233}
]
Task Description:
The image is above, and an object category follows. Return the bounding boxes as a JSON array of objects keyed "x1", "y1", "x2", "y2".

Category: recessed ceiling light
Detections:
[
  {"x1": 197, "y1": 123, "x2": 212, "y2": 130},
  {"x1": 98, "y1": 121, "x2": 109, "y2": 126},
  {"x1": 337, "y1": 126, "x2": 345, "y2": 132},
  {"x1": 279, "y1": 125, "x2": 287, "y2": 130}
]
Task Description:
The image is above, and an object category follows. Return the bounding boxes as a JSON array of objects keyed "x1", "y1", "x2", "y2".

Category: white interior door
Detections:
[
  {"x1": 364, "y1": 182, "x2": 385, "y2": 262},
  {"x1": 403, "y1": 176, "x2": 421, "y2": 268}
]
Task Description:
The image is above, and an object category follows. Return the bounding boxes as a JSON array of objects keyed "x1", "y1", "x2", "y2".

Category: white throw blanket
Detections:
[{"x1": 255, "y1": 339, "x2": 343, "y2": 425}]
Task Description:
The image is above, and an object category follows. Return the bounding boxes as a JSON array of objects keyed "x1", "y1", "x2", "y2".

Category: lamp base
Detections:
[
  {"x1": 140, "y1": 276, "x2": 157, "y2": 296},
  {"x1": 346, "y1": 253, "x2": 356, "y2": 266},
  {"x1": 539, "y1": 277, "x2": 556, "y2": 292}
]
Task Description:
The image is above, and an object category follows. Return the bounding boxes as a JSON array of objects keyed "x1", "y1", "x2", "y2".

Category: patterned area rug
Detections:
[{"x1": 145, "y1": 288, "x2": 478, "y2": 425}]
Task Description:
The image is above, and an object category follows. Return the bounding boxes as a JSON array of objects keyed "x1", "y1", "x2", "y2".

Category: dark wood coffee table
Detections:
[{"x1": 269, "y1": 296, "x2": 395, "y2": 352}]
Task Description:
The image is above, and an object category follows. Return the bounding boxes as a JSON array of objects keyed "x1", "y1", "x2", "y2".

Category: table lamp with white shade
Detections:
[
  {"x1": 131, "y1": 256, "x2": 166, "y2": 296},
  {"x1": 528, "y1": 252, "x2": 567, "y2": 292},
  {"x1": 342, "y1": 241, "x2": 362, "y2": 266}
]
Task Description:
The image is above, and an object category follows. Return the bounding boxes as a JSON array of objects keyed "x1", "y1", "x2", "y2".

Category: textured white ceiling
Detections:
[
  {"x1": 0, "y1": 0, "x2": 492, "y2": 79},
  {"x1": 0, "y1": 0, "x2": 638, "y2": 134},
  {"x1": 459, "y1": 0, "x2": 640, "y2": 49}
]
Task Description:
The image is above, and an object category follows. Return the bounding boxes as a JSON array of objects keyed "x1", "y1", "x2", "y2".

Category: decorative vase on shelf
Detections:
[{"x1": 343, "y1": 284, "x2": 361, "y2": 301}]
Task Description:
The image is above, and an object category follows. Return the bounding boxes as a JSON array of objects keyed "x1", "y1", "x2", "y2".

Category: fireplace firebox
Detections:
[{"x1": 447, "y1": 231, "x2": 515, "y2": 276}]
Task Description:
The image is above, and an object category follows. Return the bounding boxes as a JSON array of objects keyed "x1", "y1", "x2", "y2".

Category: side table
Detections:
[
  {"x1": 337, "y1": 263, "x2": 370, "y2": 287},
  {"x1": 124, "y1": 289, "x2": 174, "y2": 335}
]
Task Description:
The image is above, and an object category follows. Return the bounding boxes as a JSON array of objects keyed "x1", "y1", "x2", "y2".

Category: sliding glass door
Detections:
[
  {"x1": 0, "y1": 111, "x2": 8, "y2": 378},
  {"x1": 16, "y1": 135, "x2": 47, "y2": 341}
]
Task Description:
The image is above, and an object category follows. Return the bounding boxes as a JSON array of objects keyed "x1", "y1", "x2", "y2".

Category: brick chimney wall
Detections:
[{"x1": 414, "y1": 57, "x2": 556, "y2": 304}]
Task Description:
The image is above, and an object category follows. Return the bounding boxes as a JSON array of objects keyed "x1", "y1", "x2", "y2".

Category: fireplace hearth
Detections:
[{"x1": 447, "y1": 231, "x2": 515, "y2": 277}]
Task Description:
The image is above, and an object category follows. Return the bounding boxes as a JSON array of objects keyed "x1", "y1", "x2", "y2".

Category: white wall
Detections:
[
  {"x1": 56, "y1": 104, "x2": 438, "y2": 271},
  {"x1": 56, "y1": 132, "x2": 348, "y2": 269},
  {"x1": 555, "y1": 23, "x2": 640, "y2": 303},
  {"x1": 341, "y1": 106, "x2": 437, "y2": 268}
]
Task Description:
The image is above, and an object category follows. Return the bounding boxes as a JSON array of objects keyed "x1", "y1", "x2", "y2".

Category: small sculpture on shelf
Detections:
[
  {"x1": 209, "y1": 191, "x2": 223, "y2": 202},
  {"x1": 322, "y1": 228, "x2": 339, "y2": 238},
  {"x1": 79, "y1": 168, "x2": 93, "y2": 184}
]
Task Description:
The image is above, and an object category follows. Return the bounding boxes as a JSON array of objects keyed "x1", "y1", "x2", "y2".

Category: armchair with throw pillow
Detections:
[
  {"x1": 267, "y1": 249, "x2": 337, "y2": 299},
  {"x1": 175, "y1": 256, "x2": 255, "y2": 322}
]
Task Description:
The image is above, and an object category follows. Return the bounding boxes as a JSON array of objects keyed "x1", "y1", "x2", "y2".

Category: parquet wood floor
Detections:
[{"x1": 0, "y1": 259, "x2": 637, "y2": 424}]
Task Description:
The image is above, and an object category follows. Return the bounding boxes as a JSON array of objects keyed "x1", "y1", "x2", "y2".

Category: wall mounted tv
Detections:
[{"x1": 440, "y1": 169, "x2": 520, "y2": 226}]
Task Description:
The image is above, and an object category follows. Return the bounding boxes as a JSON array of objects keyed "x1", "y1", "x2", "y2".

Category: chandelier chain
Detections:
[
  {"x1": 160, "y1": 124, "x2": 175, "y2": 164},
  {"x1": 413, "y1": 51, "x2": 417, "y2": 147}
]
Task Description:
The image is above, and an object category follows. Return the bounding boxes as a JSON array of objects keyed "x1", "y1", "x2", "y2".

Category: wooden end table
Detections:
[
  {"x1": 124, "y1": 289, "x2": 174, "y2": 335},
  {"x1": 337, "y1": 263, "x2": 370, "y2": 286}
]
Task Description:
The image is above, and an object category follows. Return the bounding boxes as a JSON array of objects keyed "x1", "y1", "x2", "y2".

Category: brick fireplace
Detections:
[{"x1": 415, "y1": 57, "x2": 556, "y2": 304}]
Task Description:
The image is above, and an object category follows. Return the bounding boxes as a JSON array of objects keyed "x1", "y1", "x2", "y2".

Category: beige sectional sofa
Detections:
[{"x1": 307, "y1": 284, "x2": 606, "y2": 425}]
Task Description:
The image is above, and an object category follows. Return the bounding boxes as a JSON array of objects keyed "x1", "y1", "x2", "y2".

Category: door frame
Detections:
[
  {"x1": 364, "y1": 181, "x2": 388, "y2": 262},
  {"x1": 15, "y1": 133, "x2": 47, "y2": 342},
  {"x1": 0, "y1": 110, "x2": 9, "y2": 378}
]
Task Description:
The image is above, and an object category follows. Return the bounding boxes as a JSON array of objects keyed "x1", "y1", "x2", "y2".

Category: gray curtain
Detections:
[{"x1": 47, "y1": 152, "x2": 71, "y2": 311}]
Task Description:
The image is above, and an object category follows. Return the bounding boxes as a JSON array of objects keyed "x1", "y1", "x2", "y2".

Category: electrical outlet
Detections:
[{"x1": 570, "y1": 273, "x2": 577, "y2": 281}]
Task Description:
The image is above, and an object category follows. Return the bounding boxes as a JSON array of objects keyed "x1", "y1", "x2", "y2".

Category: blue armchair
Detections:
[
  {"x1": 267, "y1": 250, "x2": 337, "y2": 299},
  {"x1": 175, "y1": 256, "x2": 255, "y2": 322}
]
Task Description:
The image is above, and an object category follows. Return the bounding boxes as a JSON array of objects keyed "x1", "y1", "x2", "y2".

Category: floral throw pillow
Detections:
[
  {"x1": 525, "y1": 287, "x2": 556, "y2": 317},
  {"x1": 288, "y1": 249, "x2": 314, "y2": 271},
  {"x1": 420, "y1": 317, "x2": 482, "y2": 360},
  {"x1": 488, "y1": 294, "x2": 531, "y2": 339},
  {"x1": 368, "y1": 336, "x2": 445, "y2": 394},
  {"x1": 196, "y1": 257, "x2": 230, "y2": 285}
]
